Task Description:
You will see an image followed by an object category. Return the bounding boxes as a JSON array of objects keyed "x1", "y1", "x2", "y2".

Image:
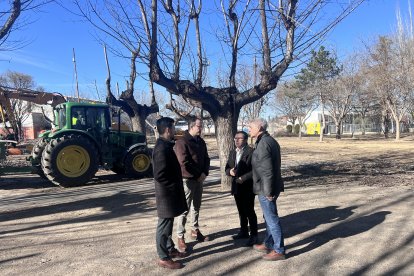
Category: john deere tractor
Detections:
[{"x1": 30, "y1": 102, "x2": 152, "y2": 187}]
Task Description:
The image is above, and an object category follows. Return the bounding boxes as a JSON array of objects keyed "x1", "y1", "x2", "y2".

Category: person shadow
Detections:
[
  {"x1": 286, "y1": 211, "x2": 391, "y2": 257},
  {"x1": 282, "y1": 205, "x2": 357, "y2": 239},
  {"x1": 181, "y1": 206, "x2": 389, "y2": 260},
  {"x1": 195, "y1": 206, "x2": 357, "y2": 250}
]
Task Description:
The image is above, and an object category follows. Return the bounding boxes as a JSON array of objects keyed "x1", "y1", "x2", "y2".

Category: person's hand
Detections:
[
  {"x1": 266, "y1": 195, "x2": 275, "y2": 201},
  {"x1": 197, "y1": 172, "x2": 206, "y2": 183},
  {"x1": 235, "y1": 177, "x2": 243, "y2": 184},
  {"x1": 230, "y1": 168, "x2": 236, "y2": 177}
]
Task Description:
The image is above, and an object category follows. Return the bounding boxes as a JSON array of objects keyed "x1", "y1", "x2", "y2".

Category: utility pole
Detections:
[
  {"x1": 72, "y1": 48, "x2": 80, "y2": 102},
  {"x1": 94, "y1": 80, "x2": 101, "y2": 101}
]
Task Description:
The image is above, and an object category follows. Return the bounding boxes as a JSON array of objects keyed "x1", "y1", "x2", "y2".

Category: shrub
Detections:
[{"x1": 286, "y1": 125, "x2": 293, "y2": 133}]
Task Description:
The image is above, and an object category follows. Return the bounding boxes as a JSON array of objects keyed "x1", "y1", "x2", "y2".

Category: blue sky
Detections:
[{"x1": 0, "y1": 0, "x2": 410, "y2": 103}]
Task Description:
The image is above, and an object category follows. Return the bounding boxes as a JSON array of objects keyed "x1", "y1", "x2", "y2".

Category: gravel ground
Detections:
[{"x1": 0, "y1": 136, "x2": 413, "y2": 275}]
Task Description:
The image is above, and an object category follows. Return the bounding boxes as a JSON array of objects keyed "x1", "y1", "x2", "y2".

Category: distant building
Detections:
[{"x1": 286, "y1": 110, "x2": 383, "y2": 135}]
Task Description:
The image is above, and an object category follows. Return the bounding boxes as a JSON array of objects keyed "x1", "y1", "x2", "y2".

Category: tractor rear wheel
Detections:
[
  {"x1": 124, "y1": 148, "x2": 152, "y2": 178},
  {"x1": 41, "y1": 135, "x2": 98, "y2": 187},
  {"x1": 31, "y1": 138, "x2": 47, "y2": 179}
]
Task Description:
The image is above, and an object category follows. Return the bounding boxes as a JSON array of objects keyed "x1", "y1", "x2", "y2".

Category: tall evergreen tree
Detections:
[{"x1": 295, "y1": 46, "x2": 342, "y2": 141}]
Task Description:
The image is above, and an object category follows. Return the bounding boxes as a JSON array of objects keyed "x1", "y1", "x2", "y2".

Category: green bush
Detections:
[
  {"x1": 294, "y1": 124, "x2": 301, "y2": 134},
  {"x1": 286, "y1": 125, "x2": 293, "y2": 133}
]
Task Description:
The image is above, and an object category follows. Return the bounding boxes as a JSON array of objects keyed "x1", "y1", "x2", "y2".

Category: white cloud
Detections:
[{"x1": 0, "y1": 50, "x2": 68, "y2": 76}]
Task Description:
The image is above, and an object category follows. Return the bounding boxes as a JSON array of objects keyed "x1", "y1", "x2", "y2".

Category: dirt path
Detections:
[{"x1": 0, "y1": 137, "x2": 413, "y2": 275}]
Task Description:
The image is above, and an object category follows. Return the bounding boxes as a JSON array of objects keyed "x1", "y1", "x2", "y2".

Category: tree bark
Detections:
[{"x1": 213, "y1": 113, "x2": 237, "y2": 191}]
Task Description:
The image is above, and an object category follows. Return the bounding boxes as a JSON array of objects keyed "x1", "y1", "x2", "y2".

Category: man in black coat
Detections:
[
  {"x1": 153, "y1": 117, "x2": 188, "y2": 270},
  {"x1": 225, "y1": 131, "x2": 258, "y2": 247}
]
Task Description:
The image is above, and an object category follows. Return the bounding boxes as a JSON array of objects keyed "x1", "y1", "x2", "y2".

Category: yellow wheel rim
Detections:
[
  {"x1": 56, "y1": 145, "x2": 90, "y2": 177},
  {"x1": 132, "y1": 154, "x2": 150, "y2": 172}
]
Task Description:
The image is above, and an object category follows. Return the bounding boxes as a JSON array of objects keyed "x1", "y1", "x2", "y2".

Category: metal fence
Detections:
[{"x1": 327, "y1": 123, "x2": 382, "y2": 134}]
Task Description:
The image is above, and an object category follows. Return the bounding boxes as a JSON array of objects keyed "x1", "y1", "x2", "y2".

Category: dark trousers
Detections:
[
  {"x1": 234, "y1": 190, "x2": 258, "y2": 235},
  {"x1": 156, "y1": 217, "x2": 175, "y2": 260}
]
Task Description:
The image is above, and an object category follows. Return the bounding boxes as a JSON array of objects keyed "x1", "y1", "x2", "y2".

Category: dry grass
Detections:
[{"x1": 205, "y1": 134, "x2": 414, "y2": 188}]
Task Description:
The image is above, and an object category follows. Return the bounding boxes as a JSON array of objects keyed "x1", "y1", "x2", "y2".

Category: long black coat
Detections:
[
  {"x1": 225, "y1": 146, "x2": 254, "y2": 195},
  {"x1": 153, "y1": 138, "x2": 188, "y2": 218}
]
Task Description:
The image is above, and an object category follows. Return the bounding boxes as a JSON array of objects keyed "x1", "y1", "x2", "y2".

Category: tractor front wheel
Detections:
[
  {"x1": 41, "y1": 135, "x2": 98, "y2": 187},
  {"x1": 124, "y1": 148, "x2": 152, "y2": 178}
]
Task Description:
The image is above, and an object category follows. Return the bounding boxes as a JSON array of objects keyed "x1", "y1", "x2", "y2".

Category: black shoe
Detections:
[
  {"x1": 243, "y1": 235, "x2": 258, "y2": 247},
  {"x1": 191, "y1": 229, "x2": 210, "y2": 242},
  {"x1": 232, "y1": 232, "x2": 249, "y2": 240}
]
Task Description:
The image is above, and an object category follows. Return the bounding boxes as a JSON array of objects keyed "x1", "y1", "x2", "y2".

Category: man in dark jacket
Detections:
[
  {"x1": 153, "y1": 117, "x2": 188, "y2": 269},
  {"x1": 249, "y1": 118, "x2": 286, "y2": 261},
  {"x1": 225, "y1": 131, "x2": 258, "y2": 246},
  {"x1": 174, "y1": 118, "x2": 210, "y2": 252}
]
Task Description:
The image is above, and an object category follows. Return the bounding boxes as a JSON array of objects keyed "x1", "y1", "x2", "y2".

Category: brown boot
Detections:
[
  {"x1": 169, "y1": 248, "x2": 189, "y2": 259},
  {"x1": 262, "y1": 250, "x2": 286, "y2": 261},
  {"x1": 177, "y1": 237, "x2": 187, "y2": 252},
  {"x1": 191, "y1": 229, "x2": 210, "y2": 242},
  {"x1": 157, "y1": 259, "x2": 183, "y2": 269},
  {"x1": 253, "y1": 243, "x2": 271, "y2": 253}
]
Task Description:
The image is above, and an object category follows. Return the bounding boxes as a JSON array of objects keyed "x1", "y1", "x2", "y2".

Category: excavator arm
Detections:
[
  {"x1": 0, "y1": 86, "x2": 66, "y2": 107},
  {"x1": 0, "y1": 86, "x2": 66, "y2": 135}
]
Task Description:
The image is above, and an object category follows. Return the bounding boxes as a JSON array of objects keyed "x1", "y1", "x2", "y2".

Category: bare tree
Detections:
[
  {"x1": 104, "y1": 47, "x2": 159, "y2": 133},
  {"x1": 0, "y1": 71, "x2": 35, "y2": 140},
  {"x1": 274, "y1": 81, "x2": 316, "y2": 138},
  {"x1": 325, "y1": 59, "x2": 359, "y2": 139},
  {"x1": 366, "y1": 33, "x2": 414, "y2": 140},
  {"x1": 274, "y1": 83, "x2": 298, "y2": 128},
  {"x1": 73, "y1": 0, "x2": 365, "y2": 189},
  {"x1": 0, "y1": 0, "x2": 52, "y2": 51},
  {"x1": 238, "y1": 61, "x2": 270, "y2": 129},
  {"x1": 354, "y1": 59, "x2": 381, "y2": 135}
]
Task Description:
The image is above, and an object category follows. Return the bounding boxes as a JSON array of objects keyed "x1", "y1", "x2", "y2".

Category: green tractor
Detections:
[{"x1": 31, "y1": 102, "x2": 152, "y2": 187}]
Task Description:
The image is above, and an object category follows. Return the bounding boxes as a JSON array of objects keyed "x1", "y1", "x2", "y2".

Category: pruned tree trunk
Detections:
[
  {"x1": 214, "y1": 114, "x2": 236, "y2": 190},
  {"x1": 104, "y1": 46, "x2": 159, "y2": 134},
  {"x1": 131, "y1": 114, "x2": 146, "y2": 134}
]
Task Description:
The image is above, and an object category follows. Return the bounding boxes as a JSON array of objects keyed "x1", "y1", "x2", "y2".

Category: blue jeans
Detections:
[{"x1": 258, "y1": 195, "x2": 285, "y2": 254}]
